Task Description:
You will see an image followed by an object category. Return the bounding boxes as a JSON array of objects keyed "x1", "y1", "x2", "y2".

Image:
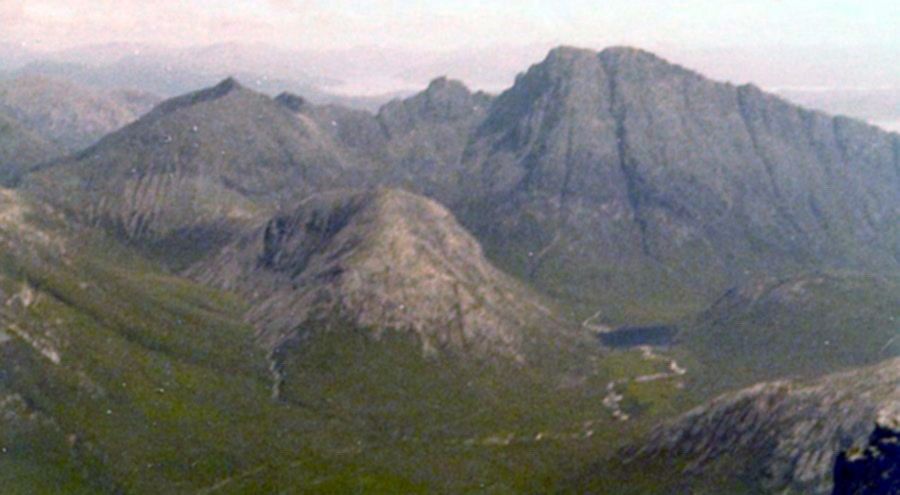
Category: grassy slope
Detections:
[
  {"x1": 0, "y1": 224, "x2": 420, "y2": 493},
  {"x1": 683, "y1": 272, "x2": 900, "y2": 395},
  {"x1": 9, "y1": 195, "x2": 894, "y2": 494}
]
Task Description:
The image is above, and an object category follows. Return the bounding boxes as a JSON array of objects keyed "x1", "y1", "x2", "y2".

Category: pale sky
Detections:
[{"x1": 2, "y1": 0, "x2": 898, "y2": 53}]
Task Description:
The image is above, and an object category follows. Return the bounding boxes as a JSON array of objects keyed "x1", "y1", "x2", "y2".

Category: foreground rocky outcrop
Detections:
[
  {"x1": 833, "y1": 404, "x2": 900, "y2": 495},
  {"x1": 621, "y1": 358, "x2": 900, "y2": 494}
]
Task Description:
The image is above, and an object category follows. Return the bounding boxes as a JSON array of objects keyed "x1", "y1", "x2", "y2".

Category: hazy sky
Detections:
[{"x1": 2, "y1": 0, "x2": 898, "y2": 52}]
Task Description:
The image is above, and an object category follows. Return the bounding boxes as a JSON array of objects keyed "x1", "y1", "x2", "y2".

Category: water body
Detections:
[{"x1": 598, "y1": 325, "x2": 678, "y2": 348}]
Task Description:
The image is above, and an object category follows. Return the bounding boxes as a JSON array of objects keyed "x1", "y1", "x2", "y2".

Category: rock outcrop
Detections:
[
  {"x1": 623, "y1": 358, "x2": 900, "y2": 494},
  {"x1": 833, "y1": 404, "x2": 900, "y2": 495}
]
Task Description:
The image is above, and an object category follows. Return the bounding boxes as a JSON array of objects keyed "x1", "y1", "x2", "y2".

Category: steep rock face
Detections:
[
  {"x1": 375, "y1": 77, "x2": 492, "y2": 201},
  {"x1": 623, "y1": 358, "x2": 900, "y2": 494},
  {"x1": 191, "y1": 188, "x2": 568, "y2": 361},
  {"x1": 459, "y1": 46, "x2": 900, "y2": 305},
  {"x1": 24, "y1": 78, "x2": 356, "y2": 252},
  {"x1": 833, "y1": 405, "x2": 900, "y2": 495}
]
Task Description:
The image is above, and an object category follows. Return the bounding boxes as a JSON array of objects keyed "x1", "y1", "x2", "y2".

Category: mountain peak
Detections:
[
  {"x1": 377, "y1": 75, "x2": 487, "y2": 131},
  {"x1": 536, "y1": 45, "x2": 687, "y2": 76},
  {"x1": 425, "y1": 76, "x2": 469, "y2": 94},
  {"x1": 274, "y1": 92, "x2": 308, "y2": 112},
  {"x1": 544, "y1": 45, "x2": 598, "y2": 60},
  {"x1": 213, "y1": 76, "x2": 244, "y2": 93},
  {"x1": 151, "y1": 76, "x2": 252, "y2": 116},
  {"x1": 597, "y1": 45, "x2": 685, "y2": 72}
]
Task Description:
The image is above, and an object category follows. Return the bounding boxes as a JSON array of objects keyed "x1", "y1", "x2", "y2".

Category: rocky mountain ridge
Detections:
[
  {"x1": 456, "y1": 46, "x2": 900, "y2": 313},
  {"x1": 190, "y1": 187, "x2": 575, "y2": 362}
]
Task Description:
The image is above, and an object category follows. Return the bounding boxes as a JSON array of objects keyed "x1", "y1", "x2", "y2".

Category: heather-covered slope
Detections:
[{"x1": 0, "y1": 189, "x2": 683, "y2": 494}]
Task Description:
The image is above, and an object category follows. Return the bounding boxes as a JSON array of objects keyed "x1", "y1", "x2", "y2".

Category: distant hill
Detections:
[{"x1": 0, "y1": 75, "x2": 159, "y2": 152}]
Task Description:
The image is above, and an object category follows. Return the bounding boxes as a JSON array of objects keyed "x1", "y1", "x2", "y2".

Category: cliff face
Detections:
[{"x1": 833, "y1": 405, "x2": 900, "y2": 495}]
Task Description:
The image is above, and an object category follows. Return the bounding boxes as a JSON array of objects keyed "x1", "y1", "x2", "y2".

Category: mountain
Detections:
[
  {"x1": 455, "y1": 46, "x2": 900, "y2": 322},
  {"x1": 833, "y1": 405, "x2": 900, "y2": 495},
  {"x1": 24, "y1": 78, "x2": 359, "y2": 265},
  {"x1": 577, "y1": 357, "x2": 900, "y2": 494},
  {"x1": 0, "y1": 111, "x2": 60, "y2": 185},
  {"x1": 278, "y1": 76, "x2": 491, "y2": 201},
  {"x1": 0, "y1": 75, "x2": 159, "y2": 152},
  {"x1": 0, "y1": 188, "x2": 379, "y2": 493},
  {"x1": 190, "y1": 188, "x2": 575, "y2": 363},
  {"x1": 374, "y1": 77, "x2": 492, "y2": 201},
  {"x1": 23, "y1": 75, "x2": 496, "y2": 265}
]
